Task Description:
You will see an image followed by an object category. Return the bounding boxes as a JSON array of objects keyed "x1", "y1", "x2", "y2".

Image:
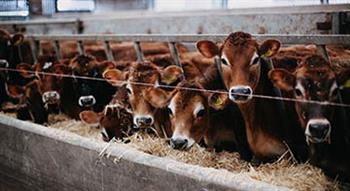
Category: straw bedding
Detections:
[{"x1": 0, "y1": 113, "x2": 342, "y2": 190}]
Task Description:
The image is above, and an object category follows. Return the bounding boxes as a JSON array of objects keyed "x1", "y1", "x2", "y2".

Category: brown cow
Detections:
[
  {"x1": 269, "y1": 55, "x2": 350, "y2": 181},
  {"x1": 79, "y1": 85, "x2": 133, "y2": 141},
  {"x1": 103, "y1": 61, "x2": 183, "y2": 137},
  {"x1": 166, "y1": 80, "x2": 252, "y2": 160},
  {"x1": 196, "y1": 31, "x2": 307, "y2": 162}
]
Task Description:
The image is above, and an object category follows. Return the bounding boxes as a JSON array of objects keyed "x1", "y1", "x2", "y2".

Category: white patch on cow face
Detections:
[
  {"x1": 221, "y1": 53, "x2": 230, "y2": 66},
  {"x1": 250, "y1": 52, "x2": 259, "y2": 65},
  {"x1": 193, "y1": 102, "x2": 204, "y2": 117},
  {"x1": 126, "y1": 81, "x2": 133, "y2": 95},
  {"x1": 0, "y1": 59, "x2": 9, "y2": 68},
  {"x1": 43, "y1": 62, "x2": 53, "y2": 70},
  {"x1": 168, "y1": 96, "x2": 176, "y2": 116},
  {"x1": 295, "y1": 81, "x2": 305, "y2": 98},
  {"x1": 329, "y1": 81, "x2": 338, "y2": 98}
]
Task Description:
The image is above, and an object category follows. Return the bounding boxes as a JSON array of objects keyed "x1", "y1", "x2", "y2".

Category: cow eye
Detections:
[
  {"x1": 167, "y1": 107, "x2": 173, "y2": 117},
  {"x1": 196, "y1": 109, "x2": 206, "y2": 118},
  {"x1": 221, "y1": 58, "x2": 228, "y2": 65},
  {"x1": 126, "y1": 88, "x2": 132, "y2": 95},
  {"x1": 251, "y1": 57, "x2": 259, "y2": 65},
  {"x1": 295, "y1": 88, "x2": 303, "y2": 97}
]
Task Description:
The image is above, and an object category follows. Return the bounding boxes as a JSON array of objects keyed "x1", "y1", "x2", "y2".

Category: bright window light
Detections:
[
  {"x1": 57, "y1": 0, "x2": 95, "y2": 12},
  {"x1": 0, "y1": 0, "x2": 29, "y2": 17}
]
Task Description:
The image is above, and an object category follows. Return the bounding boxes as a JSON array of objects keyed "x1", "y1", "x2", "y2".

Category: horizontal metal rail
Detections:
[
  {"x1": 25, "y1": 34, "x2": 350, "y2": 45},
  {"x1": 0, "y1": 19, "x2": 79, "y2": 26}
]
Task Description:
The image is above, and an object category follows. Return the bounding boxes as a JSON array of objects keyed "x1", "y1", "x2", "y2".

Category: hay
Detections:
[{"x1": 0, "y1": 113, "x2": 341, "y2": 191}]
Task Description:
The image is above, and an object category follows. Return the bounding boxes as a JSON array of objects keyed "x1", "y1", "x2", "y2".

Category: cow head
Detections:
[
  {"x1": 16, "y1": 62, "x2": 70, "y2": 112},
  {"x1": 0, "y1": 29, "x2": 24, "y2": 60},
  {"x1": 69, "y1": 54, "x2": 99, "y2": 108},
  {"x1": 269, "y1": 55, "x2": 340, "y2": 145},
  {"x1": 80, "y1": 85, "x2": 133, "y2": 142},
  {"x1": 103, "y1": 61, "x2": 183, "y2": 129},
  {"x1": 166, "y1": 81, "x2": 230, "y2": 150},
  {"x1": 196, "y1": 32, "x2": 280, "y2": 103}
]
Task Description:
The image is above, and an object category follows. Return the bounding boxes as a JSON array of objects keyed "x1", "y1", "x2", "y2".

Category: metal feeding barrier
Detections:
[{"x1": 24, "y1": 33, "x2": 350, "y2": 64}]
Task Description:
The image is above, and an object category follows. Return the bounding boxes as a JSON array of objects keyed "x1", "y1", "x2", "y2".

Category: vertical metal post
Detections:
[
  {"x1": 53, "y1": 40, "x2": 61, "y2": 60},
  {"x1": 37, "y1": 40, "x2": 43, "y2": 56},
  {"x1": 104, "y1": 41, "x2": 114, "y2": 61},
  {"x1": 29, "y1": 39, "x2": 37, "y2": 63},
  {"x1": 133, "y1": 41, "x2": 144, "y2": 62},
  {"x1": 77, "y1": 41, "x2": 84, "y2": 55},
  {"x1": 332, "y1": 12, "x2": 340, "y2": 34},
  {"x1": 316, "y1": 44, "x2": 330, "y2": 62},
  {"x1": 168, "y1": 42, "x2": 185, "y2": 80}
]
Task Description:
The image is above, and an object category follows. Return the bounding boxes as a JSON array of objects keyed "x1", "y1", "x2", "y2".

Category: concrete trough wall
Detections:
[{"x1": 0, "y1": 115, "x2": 289, "y2": 191}]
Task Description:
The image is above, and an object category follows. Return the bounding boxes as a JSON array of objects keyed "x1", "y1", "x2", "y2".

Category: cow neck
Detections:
[{"x1": 237, "y1": 60, "x2": 287, "y2": 158}]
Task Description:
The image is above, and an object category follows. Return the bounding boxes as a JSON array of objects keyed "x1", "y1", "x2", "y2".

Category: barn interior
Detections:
[{"x1": 0, "y1": 1, "x2": 350, "y2": 191}]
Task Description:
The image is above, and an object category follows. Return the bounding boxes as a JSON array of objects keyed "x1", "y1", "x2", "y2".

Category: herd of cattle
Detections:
[{"x1": 0, "y1": 28, "x2": 350, "y2": 182}]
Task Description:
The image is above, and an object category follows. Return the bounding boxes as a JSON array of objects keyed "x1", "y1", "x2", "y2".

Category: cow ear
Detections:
[
  {"x1": 12, "y1": 33, "x2": 24, "y2": 46},
  {"x1": 16, "y1": 63, "x2": 35, "y2": 78},
  {"x1": 208, "y1": 91, "x2": 230, "y2": 110},
  {"x1": 144, "y1": 88, "x2": 175, "y2": 108},
  {"x1": 6, "y1": 84, "x2": 24, "y2": 98},
  {"x1": 268, "y1": 69, "x2": 295, "y2": 91},
  {"x1": 196, "y1": 40, "x2": 220, "y2": 58},
  {"x1": 259, "y1": 39, "x2": 280, "y2": 58},
  {"x1": 103, "y1": 68, "x2": 128, "y2": 87},
  {"x1": 79, "y1": 110, "x2": 101, "y2": 128},
  {"x1": 160, "y1": 65, "x2": 183, "y2": 85},
  {"x1": 98, "y1": 61, "x2": 115, "y2": 73}
]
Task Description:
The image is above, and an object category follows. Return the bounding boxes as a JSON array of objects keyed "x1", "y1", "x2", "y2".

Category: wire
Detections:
[{"x1": 1, "y1": 67, "x2": 350, "y2": 108}]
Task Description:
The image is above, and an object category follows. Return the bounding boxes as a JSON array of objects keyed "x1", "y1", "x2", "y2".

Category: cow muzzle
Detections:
[
  {"x1": 42, "y1": 91, "x2": 60, "y2": 104},
  {"x1": 134, "y1": 115, "x2": 154, "y2": 128},
  {"x1": 229, "y1": 86, "x2": 253, "y2": 103},
  {"x1": 78, "y1": 95, "x2": 96, "y2": 107},
  {"x1": 305, "y1": 118, "x2": 331, "y2": 145},
  {"x1": 0, "y1": 59, "x2": 9, "y2": 68},
  {"x1": 170, "y1": 138, "x2": 188, "y2": 150}
]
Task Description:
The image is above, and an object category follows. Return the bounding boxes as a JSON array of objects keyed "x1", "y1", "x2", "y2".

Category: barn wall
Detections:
[
  {"x1": 0, "y1": 115, "x2": 289, "y2": 191},
  {"x1": 0, "y1": 4, "x2": 348, "y2": 35}
]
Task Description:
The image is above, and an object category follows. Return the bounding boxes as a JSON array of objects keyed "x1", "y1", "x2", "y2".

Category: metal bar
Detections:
[
  {"x1": 30, "y1": 39, "x2": 38, "y2": 63},
  {"x1": 332, "y1": 12, "x2": 340, "y2": 34},
  {"x1": 168, "y1": 42, "x2": 185, "y2": 80},
  {"x1": 77, "y1": 41, "x2": 84, "y2": 55},
  {"x1": 0, "y1": 19, "x2": 78, "y2": 26},
  {"x1": 53, "y1": 40, "x2": 61, "y2": 60},
  {"x1": 103, "y1": 41, "x2": 114, "y2": 61},
  {"x1": 316, "y1": 45, "x2": 330, "y2": 62},
  {"x1": 37, "y1": 41, "x2": 43, "y2": 56},
  {"x1": 25, "y1": 34, "x2": 350, "y2": 45},
  {"x1": 133, "y1": 41, "x2": 144, "y2": 62}
]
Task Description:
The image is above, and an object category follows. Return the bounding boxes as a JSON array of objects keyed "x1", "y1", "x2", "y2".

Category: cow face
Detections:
[
  {"x1": 69, "y1": 55, "x2": 99, "y2": 108},
  {"x1": 103, "y1": 61, "x2": 183, "y2": 129},
  {"x1": 196, "y1": 32, "x2": 280, "y2": 103},
  {"x1": 70, "y1": 55, "x2": 115, "y2": 111},
  {"x1": 0, "y1": 29, "x2": 24, "y2": 60},
  {"x1": 167, "y1": 81, "x2": 230, "y2": 150},
  {"x1": 269, "y1": 55, "x2": 340, "y2": 145}
]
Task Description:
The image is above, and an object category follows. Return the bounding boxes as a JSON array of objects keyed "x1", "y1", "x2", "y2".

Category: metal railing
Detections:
[{"x1": 23, "y1": 33, "x2": 350, "y2": 63}]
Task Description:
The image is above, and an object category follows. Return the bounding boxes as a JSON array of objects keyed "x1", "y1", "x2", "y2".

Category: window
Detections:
[
  {"x1": 56, "y1": 0, "x2": 95, "y2": 12},
  {"x1": 0, "y1": 0, "x2": 29, "y2": 17}
]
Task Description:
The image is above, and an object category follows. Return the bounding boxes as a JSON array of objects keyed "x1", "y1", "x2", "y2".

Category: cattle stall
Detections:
[{"x1": 1, "y1": 32, "x2": 350, "y2": 190}]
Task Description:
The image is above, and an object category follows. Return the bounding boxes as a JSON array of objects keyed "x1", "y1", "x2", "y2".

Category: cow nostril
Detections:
[
  {"x1": 229, "y1": 86, "x2": 253, "y2": 102},
  {"x1": 309, "y1": 123, "x2": 330, "y2": 138},
  {"x1": 144, "y1": 117, "x2": 152, "y2": 125},
  {"x1": 170, "y1": 138, "x2": 188, "y2": 150}
]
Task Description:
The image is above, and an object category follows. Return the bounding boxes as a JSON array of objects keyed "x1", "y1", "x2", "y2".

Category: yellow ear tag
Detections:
[
  {"x1": 264, "y1": 50, "x2": 273, "y2": 57},
  {"x1": 344, "y1": 79, "x2": 350, "y2": 88},
  {"x1": 165, "y1": 75, "x2": 176, "y2": 84},
  {"x1": 214, "y1": 96, "x2": 223, "y2": 106}
]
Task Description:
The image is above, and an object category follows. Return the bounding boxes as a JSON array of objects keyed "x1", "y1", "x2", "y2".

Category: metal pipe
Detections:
[
  {"x1": 25, "y1": 34, "x2": 350, "y2": 45},
  {"x1": 77, "y1": 41, "x2": 84, "y2": 55},
  {"x1": 53, "y1": 40, "x2": 61, "y2": 60},
  {"x1": 103, "y1": 41, "x2": 114, "y2": 61},
  {"x1": 316, "y1": 44, "x2": 330, "y2": 62},
  {"x1": 133, "y1": 41, "x2": 144, "y2": 62}
]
